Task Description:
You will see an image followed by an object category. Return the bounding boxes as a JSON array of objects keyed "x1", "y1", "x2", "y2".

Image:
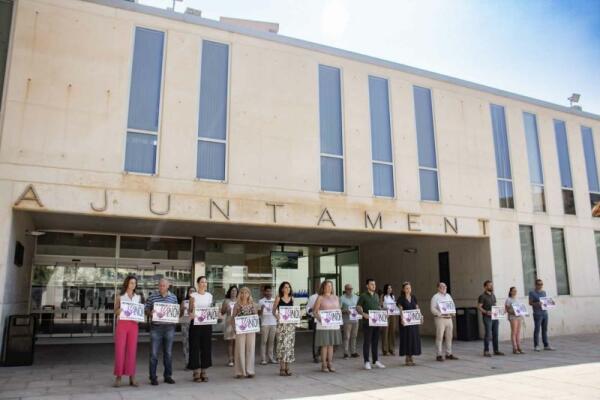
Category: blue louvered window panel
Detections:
[
  {"x1": 319, "y1": 65, "x2": 344, "y2": 192},
  {"x1": 197, "y1": 40, "x2": 229, "y2": 180},
  {"x1": 124, "y1": 27, "x2": 164, "y2": 174},
  {"x1": 369, "y1": 76, "x2": 394, "y2": 197}
]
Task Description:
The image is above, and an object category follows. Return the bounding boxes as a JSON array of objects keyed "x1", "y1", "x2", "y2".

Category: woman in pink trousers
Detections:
[{"x1": 113, "y1": 275, "x2": 141, "y2": 387}]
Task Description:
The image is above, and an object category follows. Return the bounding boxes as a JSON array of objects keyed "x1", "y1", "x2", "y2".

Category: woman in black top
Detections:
[
  {"x1": 397, "y1": 281, "x2": 422, "y2": 366},
  {"x1": 273, "y1": 281, "x2": 295, "y2": 376}
]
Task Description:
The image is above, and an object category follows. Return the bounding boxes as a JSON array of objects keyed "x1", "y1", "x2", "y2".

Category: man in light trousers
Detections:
[
  {"x1": 430, "y1": 282, "x2": 458, "y2": 362},
  {"x1": 258, "y1": 285, "x2": 277, "y2": 364},
  {"x1": 340, "y1": 283, "x2": 359, "y2": 359}
]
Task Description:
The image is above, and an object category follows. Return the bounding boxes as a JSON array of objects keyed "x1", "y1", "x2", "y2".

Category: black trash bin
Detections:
[
  {"x1": 1, "y1": 315, "x2": 36, "y2": 366},
  {"x1": 456, "y1": 307, "x2": 479, "y2": 341}
]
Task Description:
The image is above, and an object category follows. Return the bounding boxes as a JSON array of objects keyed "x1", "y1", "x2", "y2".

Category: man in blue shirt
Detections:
[
  {"x1": 145, "y1": 278, "x2": 179, "y2": 385},
  {"x1": 528, "y1": 279, "x2": 555, "y2": 352}
]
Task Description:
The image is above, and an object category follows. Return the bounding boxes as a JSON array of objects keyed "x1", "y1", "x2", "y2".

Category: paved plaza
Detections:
[{"x1": 0, "y1": 333, "x2": 599, "y2": 400}]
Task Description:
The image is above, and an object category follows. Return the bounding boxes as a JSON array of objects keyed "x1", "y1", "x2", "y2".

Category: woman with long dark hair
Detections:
[
  {"x1": 397, "y1": 282, "x2": 421, "y2": 366},
  {"x1": 180, "y1": 286, "x2": 196, "y2": 369},
  {"x1": 221, "y1": 285, "x2": 238, "y2": 366},
  {"x1": 113, "y1": 275, "x2": 141, "y2": 387},
  {"x1": 273, "y1": 281, "x2": 295, "y2": 376},
  {"x1": 380, "y1": 283, "x2": 397, "y2": 356},
  {"x1": 188, "y1": 276, "x2": 213, "y2": 382}
]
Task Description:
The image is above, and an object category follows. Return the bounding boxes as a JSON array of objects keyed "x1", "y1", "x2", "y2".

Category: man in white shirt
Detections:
[
  {"x1": 306, "y1": 285, "x2": 320, "y2": 363},
  {"x1": 340, "y1": 283, "x2": 359, "y2": 359},
  {"x1": 430, "y1": 282, "x2": 459, "y2": 362},
  {"x1": 258, "y1": 285, "x2": 277, "y2": 365}
]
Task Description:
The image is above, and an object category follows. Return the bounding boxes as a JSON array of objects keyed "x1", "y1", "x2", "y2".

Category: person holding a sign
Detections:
[
  {"x1": 146, "y1": 278, "x2": 179, "y2": 385},
  {"x1": 528, "y1": 279, "x2": 555, "y2": 351},
  {"x1": 340, "y1": 283, "x2": 359, "y2": 359},
  {"x1": 430, "y1": 282, "x2": 458, "y2": 362},
  {"x1": 504, "y1": 287, "x2": 525, "y2": 354},
  {"x1": 180, "y1": 286, "x2": 195, "y2": 369},
  {"x1": 188, "y1": 276, "x2": 214, "y2": 382},
  {"x1": 380, "y1": 284, "x2": 398, "y2": 356},
  {"x1": 113, "y1": 275, "x2": 142, "y2": 387},
  {"x1": 357, "y1": 278, "x2": 386, "y2": 370},
  {"x1": 273, "y1": 281, "x2": 296, "y2": 376},
  {"x1": 258, "y1": 285, "x2": 277, "y2": 365},
  {"x1": 398, "y1": 282, "x2": 422, "y2": 366},
  {"x1": 232, "y1": 286, "x2": 258, "y2": 378},
  {"x1": 221, "y1": 285, "x2": 238, "y2": 367},
  {"x1": 478, "y1": 280, "x2": 504, "y2": 357},
  {"x1": 313, "y1": 280, "x2": 342, "y2": 372}
]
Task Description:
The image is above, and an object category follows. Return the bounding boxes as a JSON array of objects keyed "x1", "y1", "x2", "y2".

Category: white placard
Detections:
[
  {"x1": 511, "y1": 303, "x2": 529, "y2": 317},
  {"x1": 401, "y1": 309, "x2": 422, "y2": 326},
  {"x1": 386, "y1": 303, "x2": 401, "y2": 316},
  {"x1": 152, "y1": 302, "x2": 180, "y2": 324},
  {"x1": 193, "y1": 306, "x2": 219, "y2": 325},
  {"x1": 262, "y1": 299, "x2": 274, "y2": 314},
  {"x1": 438, "y1": 300, "x2": 456, "y2": 315},
  {"x1": 319, "y1": 309, "x2": 343, "y2": 327},
  {"x1": 119, "y1": 301, "x2": 145, "y2": 322},
  {"x1": 348, "y1": 306, "x2": 361, "y2": 321},
  {"x1": 368, "y1": 310, "x2": 388, "y2": 327},
  {"x1": 491, "y1": 306, "x2": 507, "y2": 320},
  {"x1": 279, "y1": 306, "x2": 301, "y2": 324},
  {"x1": 540, "y1": 297, "x2": 556, "y2": 311},
  {"x1": 235, "y1": 314, "x2": 260, "y2": 334}
]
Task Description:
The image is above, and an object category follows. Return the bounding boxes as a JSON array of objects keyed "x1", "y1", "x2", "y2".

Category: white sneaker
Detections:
[
  {"x1": 544, "y1": 346, "x2": 555, "y2": 351},
  {"x1": 374, "y1": 361, "x2": 386, "y2": 369},
  {"x1": 534, "y1": 346, "x2": 541, "y2": 352},
  {"x1": 364, "y1": 362, "x2": 372, "y2": 370}
]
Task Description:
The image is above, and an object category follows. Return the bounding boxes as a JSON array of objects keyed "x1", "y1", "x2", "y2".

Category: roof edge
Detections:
[{"x1": 76, "y1": 0, "x2": 600, "y2": 122}]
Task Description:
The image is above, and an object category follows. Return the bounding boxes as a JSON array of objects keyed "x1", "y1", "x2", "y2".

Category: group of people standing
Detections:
[{"x1": 112, "y1": 274, "x2": 556, "y2": 387}]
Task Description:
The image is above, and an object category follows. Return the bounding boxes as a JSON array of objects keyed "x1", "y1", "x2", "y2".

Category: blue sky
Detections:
[{"x1": 140, "y1": 0, "x2": 600, "y2": 114}]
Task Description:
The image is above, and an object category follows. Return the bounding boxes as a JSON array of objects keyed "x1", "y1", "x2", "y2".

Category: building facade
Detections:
[{"x1": 1, "y1": 0, "x2": 600, "y2": 342}]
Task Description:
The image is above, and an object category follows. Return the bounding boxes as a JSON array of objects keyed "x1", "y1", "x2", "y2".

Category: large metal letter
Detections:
[
  {"x1": 407, "y1": 214, "x2": 421, "y2": 232},
  {"x1": 364, "y1": 211, "x2": 383, "y2": 229},
  {"x1": 444, "y1": 217, "x2": 458, "y2": 234},
  {"x1": 210, "y1": 199, "x2": 230, "y2": 220},
  {"x1": 90, "y1": 189, "x2": 108, "y2": 212},
  {"x1": 14, "y1": 184, "x2": 44, "y2": 207},
  {"x1": 149, "y1": 193, "x2": 171, "y2": 215},
  {"x1": 266, "y1": 203, "x2": 284, "y2": 223},
  {"x1": 317, "y1": 208, "x2": 336, "y2": 227}
]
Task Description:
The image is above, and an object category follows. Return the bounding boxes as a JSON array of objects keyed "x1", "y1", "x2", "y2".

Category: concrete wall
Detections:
[{"x1": 0, "y1": 181, "x2": 35, "y2": 336}]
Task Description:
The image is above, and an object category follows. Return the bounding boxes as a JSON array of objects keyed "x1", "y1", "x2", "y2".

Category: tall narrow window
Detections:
[
  {"x1": 319, "y1": 65, "x2": 344, "y2": 192},
  {"x1": 519, "y1": 225, "x2": 538, "y2": 293},
  {"x1": 595, "y1": 231, "x2": 600, "y2": 279},
  {"x1": 551, "y1": 228, "x2": 570, "y2": 295},
  {"x1": 197, "y1": 40, "x2": 229, "y2": 181},
  {"x1": 368, "y1": 76, "x2": 394, "y2": 197},
  {"x1": 124, "y1": 27, "x2": 165, "y2": 174},
  {"x1": 490, "y1": 104, "x2": 514, "y2": 208},
  {"x1": 553, "y1": 120, "x2": 575, "y2": 215},
  {"x1": 581, "y1": 126, "x2": 600, "y2": 213},
  {"x1": 413, "y1": 86, "x2": 439, "y2": 201},
  {"x1": 523, "y1": 112, "x2": 545, "y2": 212}
]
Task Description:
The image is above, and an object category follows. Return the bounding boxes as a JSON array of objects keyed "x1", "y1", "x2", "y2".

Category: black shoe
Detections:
[
  {"x1": 351, "y1": 353, "x2": 360, "y2": 358},
  {"x1": 436, "y1": 356, "x2": 444, "y2": 362},
  {"x1": 150, "y1": 378, "x2": 159, "y2": 386},
  {"x1": 164, "y1": 377, "x2": 176, "y2": 384},
  {"x1": 494, "y1": 351, "x2": 505, "y2": 356},
  {"x1": 343, "y1": 354, "x2": 349, "y2": 359},
  {"x1": 313, "y1": 357, "x2": 319, "y2": 364}
]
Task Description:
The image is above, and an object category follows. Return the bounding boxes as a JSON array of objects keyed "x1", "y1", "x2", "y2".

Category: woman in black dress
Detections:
[{"x1": 397, "y1": 281, "x2": 422, "y2": 366}]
